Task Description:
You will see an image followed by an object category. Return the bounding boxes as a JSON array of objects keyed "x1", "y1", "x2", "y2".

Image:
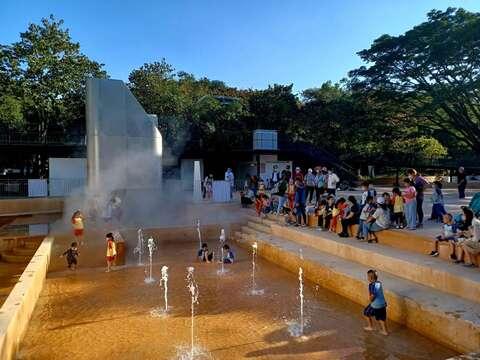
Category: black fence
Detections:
[
  {"x1": 0, "y1": 132, "x2": 86, "y2": 146},
  {"x1": 0, "y1": 179, "x2": 29, "y2": 197}
]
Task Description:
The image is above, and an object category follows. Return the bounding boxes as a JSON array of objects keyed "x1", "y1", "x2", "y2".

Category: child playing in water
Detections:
[
  {"x1": 61, "y1": 242, "x2": 79, "y2": 270},
  {"x1": 198, "y1": 243, "x2": 214, "y2": 263},
  {"x1": 221, "y1": 244, "x2": 235, "y2": 264},
  {"x1": 363, "y1": 269, "x2": 388, "y2": 336},
  {"x1": 71, "y1": 210, "x2": 85, "y2": 245},
  {"x1": 105, "y1": 233, "x2": 117, "y2": 272}
]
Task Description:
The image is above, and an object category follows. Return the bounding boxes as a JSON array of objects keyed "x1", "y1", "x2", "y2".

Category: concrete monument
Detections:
[
  {"x1": 86, "y1": 78, "x2": 163, "y2": 223},
  {"x1": 86, "y1": 78, "x2": 162, "y2": 192}
]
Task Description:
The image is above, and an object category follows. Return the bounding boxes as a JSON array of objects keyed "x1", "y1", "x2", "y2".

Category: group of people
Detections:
[
  {"x1": 63, "y1": 210, "x2": 118, "y2": 272},
  {"x1": 241, "y1": 165, "x2": 341, "y2": 220},
  {"x1": 197, "y1": 242, "x2": 235, "y2": 264},
  {"x1": 202, "y1": 168, "x2": 235, "y2": 200},
  {"x1": 429, "y1": 208, "x2": 480, "y2": 267}
]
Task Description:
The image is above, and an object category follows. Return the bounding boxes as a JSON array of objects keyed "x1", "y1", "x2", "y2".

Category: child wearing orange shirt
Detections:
[
  {"x1": 330, "y1": 198, "x2": 347, "y2": 232},
  {"x1": 105, "y1": 233, "x2": 117, "y2": 272}
]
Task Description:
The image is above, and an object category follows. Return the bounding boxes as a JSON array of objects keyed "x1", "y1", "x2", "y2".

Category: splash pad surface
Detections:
[{"x1": 18, "y1": 240, "x2": 456, "y2": 360}]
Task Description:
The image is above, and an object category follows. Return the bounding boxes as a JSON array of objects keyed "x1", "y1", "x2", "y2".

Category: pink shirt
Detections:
[{"x1": 403, "y1": 186, "x2": 417, "y2": 204}]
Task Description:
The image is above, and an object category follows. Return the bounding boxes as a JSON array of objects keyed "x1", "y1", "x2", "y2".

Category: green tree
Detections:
[
  {"x1": 350, "y1": 8, "x2": 480, "y2": 151},
  {"x1": 128, "y1": 60, "x2": 250, "y2": 156},
  {"x1": 0, "y1": 15, "x2": 106, "y2": 136},
  {"x1": 0, "y1": 95, "x2": 24, "y2": 129},
  {"x1": 247, "y1": 84, "x2": 299, "y2": 136}
]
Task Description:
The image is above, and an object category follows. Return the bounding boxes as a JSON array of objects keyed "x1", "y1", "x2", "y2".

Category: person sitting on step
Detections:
[
  {"x1": 338, "y1": 196, "x2": 360, "y2": 238},
  {"x1": 456, "y1": 213, "x2": 480, "y2": 267},
  {"x1": 329, "y1": 197, "x2": 347, "y2": 232},
  {"x1": 365, "y1": 197, "x2": 390, "y2": 243},
  {"x1": 358, "y1": 195, "x2": 375, "y2": 240},
  {"x1": 429, "y1": 213, "x2": 458, "y2": 258}
]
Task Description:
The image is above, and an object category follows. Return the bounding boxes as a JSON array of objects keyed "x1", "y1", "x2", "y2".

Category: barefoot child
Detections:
[
  {"x1": 61, "y1": 242, "x2": 79, "y2": 270},
  {"x1": 221, "y1": 244, "x2": 235, "y2": 264},
  {"x1": 363, "y1": 269, "x2": 388, "y2": 335},
  {"x1": 198, "y1": 243, "x2": 214, "y2": 263},
  {"x1": 71, "y1": 210, "x2": 85, "y2": 245},
  {"x1": 105, "y1": 233, "x2": 117, "y2": 272},
  {"x1": 429, "y1": 213, "x2": 458, "y2": 258}
]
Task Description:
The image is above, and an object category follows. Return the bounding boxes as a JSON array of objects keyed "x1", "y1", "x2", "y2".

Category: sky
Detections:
[{"x1": 2, "y1": 0, "x2": 480, "y2": 93}]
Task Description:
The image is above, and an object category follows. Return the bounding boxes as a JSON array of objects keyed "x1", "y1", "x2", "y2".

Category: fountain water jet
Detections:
[
  {"x1": 196, "y1": 219, "x2": 202, "y2": 250},
  {"x1": 217, "y1": 229, "x2": 227, "y2": 275},
  {"x1": 299, "y1": 267, "x2": 304, "y2": 335},
  {"x1": 149, "y1": 265, "x2": 169, "y2": 318},
  {"x1": 144, "y1": 237, "x2": 157, "y2": 284},
  {"x1": 249, "y1": 242, "x2": 264, "y2": 295},
  {"x1": 161, "y1": 265, "x2": 169, "y2": 312},
  {"x1": 134, "y1": 228, "x2": 145, "y2": 266},
  {"x1": 187, "y1": 267, "x2": 199, "y2": 359}
]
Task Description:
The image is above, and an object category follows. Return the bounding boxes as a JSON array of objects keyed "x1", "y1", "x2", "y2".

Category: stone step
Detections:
[
  {"x1": 23, "y1": 240, "x2": 42, "y2": 250},
  {"x1": 243, "y1": 221, "x2": 480, "y2": 305},
  {"x1": 240, "y1": 226, "x2": 258, "y2": 236},
  {"x1": 263, "y1": 212, "x2": 443, "y2": 257},
  {"x1": 235, "y1": 229, "x2": 480, "y2": 354},
  {"x1": 1, "y1": 251, "x2": 31, "y2": 264},
  {"x1": 12, "y1": 247, "x2": 37, "y2": 256},
  {"x1": 245, "y1": 214, "x2": 277, "y2": 227},
  {"x1": 246, "y1": 221, "x2": 271, "y2": 234}
]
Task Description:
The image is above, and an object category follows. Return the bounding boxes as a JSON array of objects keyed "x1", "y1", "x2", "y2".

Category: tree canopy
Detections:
[
  {"x1": 349, "y1": 7, "x2": 480, "y2": 152},
  {"x1": 1, "y1": 8, "x2": 479, "y2": 175},
  {"x1": 0, "y1": 15, "x2": 107, "y2": 136}
]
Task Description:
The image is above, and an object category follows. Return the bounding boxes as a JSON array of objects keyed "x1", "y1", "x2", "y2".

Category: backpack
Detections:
[{"x1": 469, "y1": 192, "x2": 480, "y2": 215}]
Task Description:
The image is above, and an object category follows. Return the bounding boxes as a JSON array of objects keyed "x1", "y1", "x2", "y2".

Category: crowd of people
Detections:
[
  {"x1": 239, "y1": 165, "x2": 479, "y2": 335},
  {"x1": 242, "y1": 166, "x2": 480, "y2": 249}
]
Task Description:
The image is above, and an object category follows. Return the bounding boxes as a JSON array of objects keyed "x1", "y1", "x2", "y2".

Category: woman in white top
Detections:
[
  {"x1": 457, "y1": 215, "x2": 480, "y2": 267},
  {"x1": 326, "y1": 170, "x2": 340, "y2": 196}
]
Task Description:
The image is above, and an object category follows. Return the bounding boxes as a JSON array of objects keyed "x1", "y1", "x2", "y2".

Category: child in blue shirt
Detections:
[
  {"x1": 430, "y1": 181, "x2": 446, "y2": 222},
  {"x1": 429, "y1": 213, "x2": 458, "y2": 258},
  {"x1": 363, "y1": 269, "x2": 388, "y2": 336},
  {"x1": 221, "y1": 244, "x2": 235, "y2": 264}
]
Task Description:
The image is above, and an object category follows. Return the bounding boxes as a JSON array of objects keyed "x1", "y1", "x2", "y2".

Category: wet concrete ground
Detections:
[{"x1": 18, "y1": 240, "x2": 456, "y2": 360}]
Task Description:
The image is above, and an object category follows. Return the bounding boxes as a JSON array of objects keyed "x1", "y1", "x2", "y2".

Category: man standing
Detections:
[
  {"x1": 281, "y1": 165, "x2": 292, "y2": 181},
  {"x1": 294, "y1": 167, "x2": 304, "y2": 181},
  {"x1": 407, "y1": 168, "x2": 428, "y2": 228},
  {"x1": 326, "y1": 169, "x2": 340, "y2": 196},
  {"x1": 305, "y1": 168, "x2": 316, "y2": 204},
  {"x1": 457, "y1": 166, "x2": 467, "y2": 199},
  {"x1": 271, "y1": 165, "x2": 280, "y2": 188},
  {"x1": 224, "y1": 168, "x2": 235, "y2": 200}
]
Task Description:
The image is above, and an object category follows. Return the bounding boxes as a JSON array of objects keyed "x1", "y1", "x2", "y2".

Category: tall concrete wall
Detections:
[{"x1": 86, "y1": 78, "x2": 162, "y2": 193}]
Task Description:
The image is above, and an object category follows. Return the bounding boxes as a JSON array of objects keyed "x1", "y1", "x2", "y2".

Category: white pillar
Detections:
[{"x1": 193, "y1": 161, "x2": 202, "y2": 202}]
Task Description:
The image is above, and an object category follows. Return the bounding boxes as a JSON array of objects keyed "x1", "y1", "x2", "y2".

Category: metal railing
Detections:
[
  {"x1": 0, "y1": 179, "x2": 29, "y2": 197},
  {"x1": 0, "y1": 178, "x2": 86, "y2": 197},
  {"x1": 0, "y1": 132, "x2": 86, "y2": 146},
  {"x1": 49, "y1": 178, "x2": 85, "y2": 197}
]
